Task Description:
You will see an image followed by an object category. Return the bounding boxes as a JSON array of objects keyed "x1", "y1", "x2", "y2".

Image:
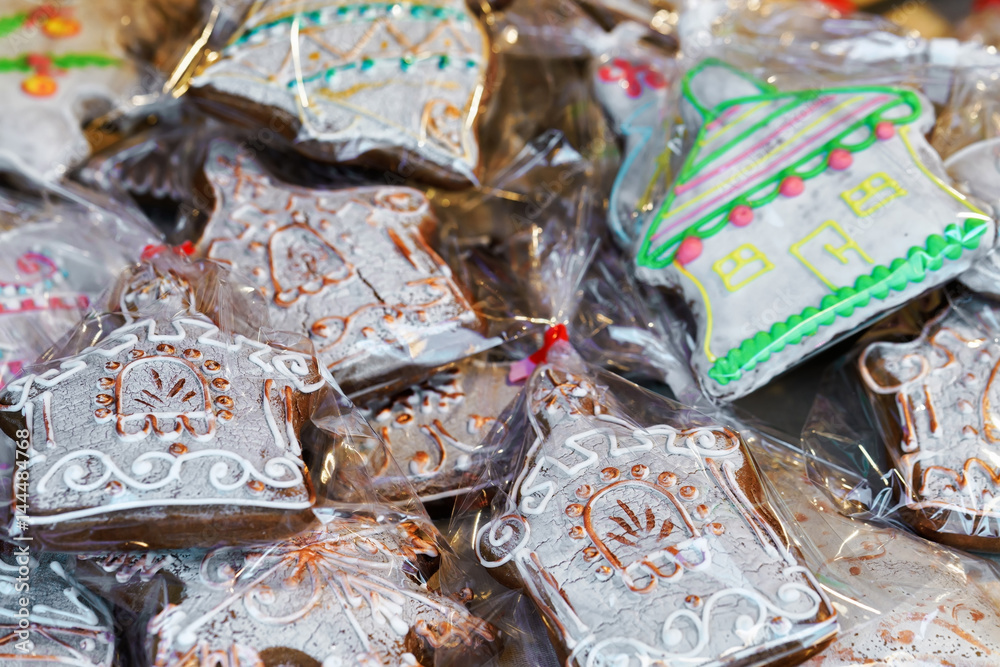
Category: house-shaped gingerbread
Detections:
[
  {"x1": 0, "y1": 264, "x2": 324, "y2": 550},
  {"x1": 189, "y1": 0, "x2": 489, "y2": 187},
  {"x1": 636, "y1": 60, "x2": 995, "y2": 401},
  {"x1": 0, "y1": 548, "x2": 116, "y2": 664},
  {"x1": 84, "y1": 516, "x2": 498, "y2": 666},
  {"x1": 197, "y1": 140, "x2": 479, "y2": 394},
  {"x1": 861, "y1": 295, "x2": 1000, "y2": 551},
  {"x1": 477, "y1": 348, "x2": 837, "y2": 665}
]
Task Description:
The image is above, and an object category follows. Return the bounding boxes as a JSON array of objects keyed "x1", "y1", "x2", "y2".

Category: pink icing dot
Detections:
[
  {"x1": 780, "y1": 176, "x2": 804, "y2": 197},
  {"x1": 676, "y1": 237, "x2": 702, "y2": 265},
  {"x1": 828, "y1": 149, "x2": 853, "y2": 171},
  {"x1": 875, "y1": 121, "x2": 895, "y2": 140},
  {"x1": 729, "y1": 205, "x2": 753, "y2": 227}
]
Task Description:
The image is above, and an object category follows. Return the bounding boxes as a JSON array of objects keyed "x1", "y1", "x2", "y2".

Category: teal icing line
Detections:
[
  {"x1": 286, "y1": 52, "x2": 479, "y2": 88},
  {"x1": 608, "y1": 99, "x2": 657, "y2": 247},
  {"x1": 706, "y1": 218, "x2": 991, "y2": 387},
  {"x1": 234, "y1": 3, "x2": 470, "y2": 46}
]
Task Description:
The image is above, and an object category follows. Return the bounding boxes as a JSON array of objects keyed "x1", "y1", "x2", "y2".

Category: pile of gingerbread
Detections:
[{"x1": 6, "y1": 0, "x2": 1000, "y2": 665}]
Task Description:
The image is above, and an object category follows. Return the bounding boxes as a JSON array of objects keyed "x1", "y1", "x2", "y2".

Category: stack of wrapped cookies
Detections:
[{"x1": 5, "y1": 1, "x2": 1000, "y2": 666}]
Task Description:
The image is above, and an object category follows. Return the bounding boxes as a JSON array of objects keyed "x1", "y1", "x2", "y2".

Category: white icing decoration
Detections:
[{"x1": 477, "y1": 366, "x2": 835, "y2": 666}]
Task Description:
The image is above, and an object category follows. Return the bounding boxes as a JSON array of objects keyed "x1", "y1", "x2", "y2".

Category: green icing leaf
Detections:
[
  {"x1": 0, "y1": 12, "x2": 28, "y2": 40},
  {"x1": 707, "y1": 217, "x2": 991, "y2": 387}
]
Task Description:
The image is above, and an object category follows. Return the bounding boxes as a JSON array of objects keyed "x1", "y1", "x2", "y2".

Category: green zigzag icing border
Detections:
[{"x1": 707, "y1": 217, "x2": 991, "y2": 386}]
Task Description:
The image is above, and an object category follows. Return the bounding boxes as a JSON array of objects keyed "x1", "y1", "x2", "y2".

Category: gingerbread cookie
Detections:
[
  {"x1": 756, "y1": 447, "x2": 1000, "y2": 666},
  {"x1": 859, "y1": 295, "x2": 1000, "y2": 551},
  {"x1": 0, "y1": 546, "x2": 116, "y2": 666},
  {"x1": 635, "y1": 59, "x2": 995, "y2": 401},
  {"x1": 189, "y1": 0, "x2": 490, "y2": 187},
  {"x1": 0, "y1": 263, "x2": 324, "y2": 550},
  {"x1": 0, "y1": 213, "x2": 143, "y2": 388},
  {"x1": 356, "y1": 356, "x2": 520, "y2": 508},
  {"x1": 944, "y1": 136, "x2": 1000, "y2": 212},
  {"x1": 476, "y1": 349, "x2": 837, "y2": 665},
  {"x1": 0, "y1": 0, "x2": 141, "y2": 177},
  {"x1": 592, "y1": 23, "x2": 673, "y2": 248},
  {"x1": 197, "y1": 139, "x2": 479, "y2": 394},
  {"x1": 944, "y1": 138, "x2": 1000, "y2": 297},
  {"x1": 82, "y1": 515, "x2": 498, "y2": 667}
]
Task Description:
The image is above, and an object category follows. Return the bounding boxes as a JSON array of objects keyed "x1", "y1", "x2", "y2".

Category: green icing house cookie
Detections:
[{"x1": 636, "y1": 59, "x2": 995, "y2": 402}]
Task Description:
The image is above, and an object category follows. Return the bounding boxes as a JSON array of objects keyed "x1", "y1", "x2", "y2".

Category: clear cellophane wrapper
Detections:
[
  {"x1": 629, "y1": 2, "x2": 1000, "y2": 403},
  {"x1": 799, "y1": 286, "x2": 1000, "y2": 553},
  {"x1": 934, "y1": 62, "x2": 1000, "y2": 297},
  {"x1": 572, "y1": 240, "x2": 704, "y2": 405},
  {"x1": 455, "y1": 340, "x2": 857, "y2": 666},
  {"x1": 696, "y1": 0, "x2": 1000, "y2": 101},
  {"x1": 169, "y1": 0, "x2": 495, "y2": 189},
  {"x1": 0, "y1": 167, "x2": 159, "y2": 388},
  {"x1": 957, "y1": 1, "x2": 1000, "y2": 47},
  {"x1": 476, "y1": 0, "x2": 609, "y2": 59},
  {"x1": 0, "y1": 0, "x2": 209, "y2": 180},
  {"x1": 745, "y1": 421, "x2": 1000, "y2": 666},
  {"x1": 0, "y1": 252, "x2": 505, "y2": 665},
  {"x1": 79, "y1": 113, "x2": 612, "y2": 397},
  {"x1": 589, "y1": 20, "x2": 679, "y2": 250}
]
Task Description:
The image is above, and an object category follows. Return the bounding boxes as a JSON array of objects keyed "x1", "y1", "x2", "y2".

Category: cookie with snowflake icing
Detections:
[
  {"x1": 476, "y1": 344, "x2": 837, "y2": 666},
  {"x1": 0, "y1": 546, "x2": 117, "y2": 666},
  {"x1": 78, "y1": 515, "x2": 498, "y2": 667},
  {"x1": 860, "y1": 294, "x2": 1000, "y2": 551},
  {"x1": 355, "y1": 356, "x2": 521, "y2": 510},
  {"x1": 635, "y1": 59, "x2": 995, "y2": 402},
  {"x1": 196, "y1": 139, "x2": 479, "y2": 395},
  {"x1": 0, "y1": 262, "x2": 325, "y2": 551},
  {"x1": 189, "y1": 0, "x2": 490, "y2": 187}
]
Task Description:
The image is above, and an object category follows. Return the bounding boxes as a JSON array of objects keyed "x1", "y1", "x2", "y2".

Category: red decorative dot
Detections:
[
  {"x1": 676, "y1": 237, "x2": 702, "y2": 265},
  {"x1": 875, "y1": 121, "x2": 895, "y2": 140},
  {"x1": 729, "y1": 205, "x2": 753, "y2": 227},
  {"x1": 828, "y1": 149, "x2": 853, "y2": 171},
  {"x1": 780, "y1": 176, "x2": 805, "y2": 198}
]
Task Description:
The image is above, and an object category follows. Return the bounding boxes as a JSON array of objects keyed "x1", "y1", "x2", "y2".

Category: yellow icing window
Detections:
[
  {"x1": 790, "y1": 220, "x2": 873, "y2": 290},
  {"x1": 841, "y1": 172, "x2": 907, "y2": 217},
  {"x1": 712, "y1": 244, "x2": 774, "y2": 292}
]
